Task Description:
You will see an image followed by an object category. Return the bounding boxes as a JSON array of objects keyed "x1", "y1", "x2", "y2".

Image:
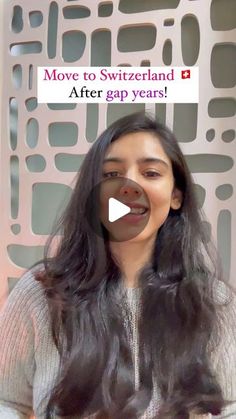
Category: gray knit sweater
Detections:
[{"x1": 0, "y1": 269, "x2": 236, "y2": 419}]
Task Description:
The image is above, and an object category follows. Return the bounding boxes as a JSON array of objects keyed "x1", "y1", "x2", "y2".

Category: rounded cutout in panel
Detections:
[
  {"x1": 26, "y1": 155, "x2": 46, "y2": 172},
  {"x1": 118, "y1": 63, "x2": 132, "y2": 67},
  {"x1": 206, "y1": 129, "x2": 215, "y2": 142},
  {"x1": 215, "y1": 184, "x2": 233, "y2": 201},
  {"x1": 10, "y1": 98, "x2": 18, "y2": 151},
  {"x1": 107, "y1": 103, "x2": 145, "y2": 126},
  {"x1": 26, "y1": 118, "x2": 39, "y2": 148},
  {"x1": 29, "y1": 11, "x2": 43, "y2": 27},
  {"x1": 91, "y1": 30, "x2": 111, "y2": 66},
  {"x1": 62, "y1": 31, "x2": 86, "y2": 62},
  {"x1": 10, "y1": 42, "x2": 42, "y2": 56},
  {"x1": 155, "y1": 104, "x2": 166, "y2": 125},
  {"x1": 63, "y1": 6, "x2": 91, "y2": 19},
  {"x1": 185, "y1": 154, "x2": 233, "y2": 173},
  {"x1": 32, "y1": 183, "x2": 72, "y2": 235},
  {"x1": 10, "y1": 156, "x2": 19, "y2": 219},
  {"x1": 55, "y1": 154, "x2": 85, "y2": 172},
  {"x1": 211, "y1": 44, "x2": 236, "y2": 88},
  {"x1": 181, "y1": 15, "x2": 200, "y2": 66},
  {"x1": 194, "y1": 184, "x2": 206, "y2": 209},
  {"x1": 25, "y1": 97, "x2": 38, "y2": 111},
  {"x1": 222, "y1": 129, "x2": 235, "y2": 143},
  {"x1": 164, "y1": 19, "x2": 174, "y2": 26},
  {"x1": 12, "y1": 65, "x2": 22, "y2": 89},
  {"x1": 86, "y1": 103, "x2": 98, "y2": 142},
  {"x1": 12, "y1": 6, "x2": 23, "y2": 33},
  {"x1": 7, "y1": 244, "x2": 45, "y2": 268},
  {"x1": 48, "y1": 2, "x2": 58, "y2": 59},
  {"x1": 119, "y1": 0, "x2": 180, "y2": 13},
  {"x1": 211, "y1": 0, "x2": 236, "y2": 31},
  {"x1": 162, "y1": 39, "x2": 172, "y2": 65},
  {"x1": 141, "y1": 60, "x2": 150, "y2": 67},
  {"x1": 11, "y1": 224, "x2": 21, "y2": 235},
  {"x1": 29, "y1": 64, "x2": 33, "y2": 89},
  {"x1": 48, "y1": 122, "x2": 78, "y2": 146},
  {"x1": 98, "y1": 2, "x2": 113, "y2": 17},
  {"x1": 217, "y1": 210, "x2": 231, "y2": 281},
  {"x1": 117, "y1": 25, "x2": 156, "y2": 52},
  {"x1": 47, "y1": 103, "x2": 77, "y2": 110},
  {"x1": 173, "y1": 104, "x2": 198, "y2": 142},
  {"x1": 8, "y1": 278, "x2": 20, "y2": 293},
  {"x1": 208, "y1": 98, "x2": 236, "y2": 118}
]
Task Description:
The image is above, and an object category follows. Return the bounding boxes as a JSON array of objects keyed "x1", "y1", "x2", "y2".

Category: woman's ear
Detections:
[{"x1": 170, "y1": 188, "x2": 182, "y2": 210}]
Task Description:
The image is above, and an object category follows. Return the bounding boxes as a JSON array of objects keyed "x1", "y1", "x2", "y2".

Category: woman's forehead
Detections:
[{"x1": 104, "y1": 131, "x2": 171, "y2": 164}]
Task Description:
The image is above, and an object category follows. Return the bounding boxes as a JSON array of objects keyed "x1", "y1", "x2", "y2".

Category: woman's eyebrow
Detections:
[{"x1": 103, "y1": 157, "x2": 169, "y2": 167}]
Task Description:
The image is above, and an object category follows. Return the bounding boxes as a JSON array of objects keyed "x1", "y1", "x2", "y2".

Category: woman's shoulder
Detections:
[
  {"x1": 208, "y1": 280, "x2": 236, "y2": 402},
  {"x1": 212, "y1": 279, "x2": 236, "y2": 329},
  {"x1": 212, "y1": 279, "x2": 235, "y2": 305},
  {"x1": 0, "y1": 263, "x2": 49, "y2": 326},
  {"x1": 211, "y1": 279, "x2": 236, "y2": 338}
]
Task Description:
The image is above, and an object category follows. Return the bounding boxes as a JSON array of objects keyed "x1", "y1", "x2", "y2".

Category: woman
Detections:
[{"x1": 0, "y1": 112, "x2": 235, "y2": 419}]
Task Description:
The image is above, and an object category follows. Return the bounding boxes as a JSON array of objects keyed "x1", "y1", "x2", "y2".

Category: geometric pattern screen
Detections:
[{"x1": 0, "y1": 0, "x2": 235, "y2": 305}]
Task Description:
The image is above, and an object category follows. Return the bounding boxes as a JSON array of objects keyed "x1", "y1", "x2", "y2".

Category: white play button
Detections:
[
  {"x1": 86, "y1": 177, "x2": 150, "y2": 241},
  {"x1": 108, "y1": 198, "x2": 131, "y2": 222}
]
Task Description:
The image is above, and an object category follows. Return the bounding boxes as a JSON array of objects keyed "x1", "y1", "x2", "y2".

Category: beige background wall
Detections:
[{"x1": 0, "y1": 0, "x2": 235, "y2": 305}]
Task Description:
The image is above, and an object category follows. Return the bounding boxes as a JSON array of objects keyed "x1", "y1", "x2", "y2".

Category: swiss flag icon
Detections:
[{"x1": 181, "y1": 69, "x2": 191, "y2": 79}]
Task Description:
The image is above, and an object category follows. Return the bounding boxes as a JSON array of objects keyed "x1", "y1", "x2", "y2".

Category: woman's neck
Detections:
[{"x1": 110, "y1": 236, "x2": 155, "y2": 288}]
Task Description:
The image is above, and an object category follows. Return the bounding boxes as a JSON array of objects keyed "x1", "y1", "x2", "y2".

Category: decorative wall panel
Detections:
[{"x1": 0, "y1": 0, "x2": 235, "y2": 304}]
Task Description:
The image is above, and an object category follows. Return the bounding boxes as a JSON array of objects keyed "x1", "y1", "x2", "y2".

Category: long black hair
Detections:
[{"x1": 36, "y1": 112, "x2": 233, "y2": 418}]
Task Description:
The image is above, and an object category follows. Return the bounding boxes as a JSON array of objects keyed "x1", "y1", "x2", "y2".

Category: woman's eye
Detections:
[
  {"x1": 144, "y1": 171, "x2": 161, "y2": 177},
  {"x1": 103, "y1": 171, "x2": 120, "y2": 178}
]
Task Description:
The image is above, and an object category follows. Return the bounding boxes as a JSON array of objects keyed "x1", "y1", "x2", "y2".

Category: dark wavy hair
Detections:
[{"x1": 36, "y1": 112, "x2": 232, "y2": 418}]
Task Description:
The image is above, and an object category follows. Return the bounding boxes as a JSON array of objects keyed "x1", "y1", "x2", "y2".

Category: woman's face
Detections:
[{"x1": 101, "y1": 131, "x2": 182, "y2": 242}]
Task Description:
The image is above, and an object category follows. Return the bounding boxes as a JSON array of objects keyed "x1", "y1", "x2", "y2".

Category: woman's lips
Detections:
[
  {"x1": 121, "y1": 201, "x2": 149, "y2": 210},
  {"x1": 118, "y1": 203, "x2": 149, "y2": 223},
  {"x1": 121, "y1": 210, "x2": 149, "y2": 223}
]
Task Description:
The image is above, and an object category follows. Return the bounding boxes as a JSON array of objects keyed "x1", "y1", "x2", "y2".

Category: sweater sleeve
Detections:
[
  {"x1": 0, "y1": 269, "x2": 45, "y2": 418},
  {"x1": 210, "y1": 282, "x2": 236, "y2": 418}
]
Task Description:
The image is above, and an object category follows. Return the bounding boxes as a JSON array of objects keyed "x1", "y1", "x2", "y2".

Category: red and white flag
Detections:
[{"x1": 181, "y1": 69, "x2": 191, "y2": 79}]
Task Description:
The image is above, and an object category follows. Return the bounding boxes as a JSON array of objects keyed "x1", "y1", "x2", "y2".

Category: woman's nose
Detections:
[{"x1": 119, "y1": 180, "x2": 142, "y2": 199}]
